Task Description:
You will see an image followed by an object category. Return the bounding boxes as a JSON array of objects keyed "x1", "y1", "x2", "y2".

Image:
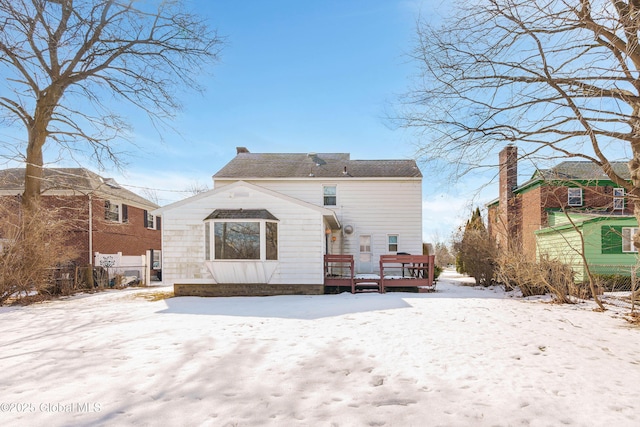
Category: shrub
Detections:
[
  {"x1": 496, "y1": 251, "x2": 576, "y2": 303},
  {"x1": 0, "y1": 200, "x2": 77, "y2": 305},
  {"x1": 434, "y1": 265, "x2": 443, "y2": 280},
  {"x1": 454, "y1": 208, "x2": 497, "y2": 286}
]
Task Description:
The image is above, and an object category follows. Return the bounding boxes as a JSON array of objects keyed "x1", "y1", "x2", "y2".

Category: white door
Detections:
[{"x1": 359, "y1": 234, "x2": 372, "y2": 273}]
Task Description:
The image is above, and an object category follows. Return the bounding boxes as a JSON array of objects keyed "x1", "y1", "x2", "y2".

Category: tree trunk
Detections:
[
  {"x1": 22, "y1": 130, "x2": 45, "y2": 211},
  {"x1": 21, "y1": 87, "x2": 63, "y2": 211},
  {"x1": 630, "y1": 106, "x2": 640, "y2": 252}
]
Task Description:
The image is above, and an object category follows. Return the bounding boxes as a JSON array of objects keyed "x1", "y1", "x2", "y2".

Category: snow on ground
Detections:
[{"x1": 1, "y1": 270, "x2": 640, "y2": 426}]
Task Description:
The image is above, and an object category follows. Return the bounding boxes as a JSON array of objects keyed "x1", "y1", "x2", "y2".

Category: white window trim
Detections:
[
  {"x1": 388, "y1": 234, "x2": 399, "y2": 253},
  {"x1": 105, "y1": 200, "x2": 122, "y2": 222},
  {"x1": 146, "y1": 212, "x2": 155, "y2": 229},
  {"x1": 613, "y1": 188, "x2": 625, "y2": 210},
  {"x1": 323, "y1": 184, "x2": 337, "y2": 207},
  {"x1": 207, "y1": 219, "x2": 279, "y2": 261},
  {"x1": 622, "y1": 227, "x2": 639, "y2": 253},
  {"x1": 567, "y1": 188, "x2": 583, "y2": 207}
]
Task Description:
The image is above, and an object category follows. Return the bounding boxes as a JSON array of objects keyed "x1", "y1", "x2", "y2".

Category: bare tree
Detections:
[
  {"x1": 434, "y1": 241, "x2": 454, "y2": 268},
  {"x1": 0, "y1": 0, "x2": 222, "y2": 210},
  {"x1": 401, "y1": 0, "x2": 639, "y2": 244},
  {"x1": 184, "y1": 180, "x2": 210, "y2": 196}
]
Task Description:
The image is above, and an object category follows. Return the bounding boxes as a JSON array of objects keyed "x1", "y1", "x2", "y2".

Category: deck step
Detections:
[{"x1": 354, "y1": 280, "x2": 381, "y2": 293}]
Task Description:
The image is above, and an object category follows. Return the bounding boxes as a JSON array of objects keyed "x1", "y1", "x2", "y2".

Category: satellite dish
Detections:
[{"x1": 343, "y1": 225, "x2": 354, "y2": 235}]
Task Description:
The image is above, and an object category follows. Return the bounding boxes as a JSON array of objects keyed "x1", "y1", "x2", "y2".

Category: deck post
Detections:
[{"x1": 428, "y1": 255, "x2": 435, "y2": 287}]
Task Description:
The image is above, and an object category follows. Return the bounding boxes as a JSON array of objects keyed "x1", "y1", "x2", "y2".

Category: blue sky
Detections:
[{"x1": 4, "y1": 0, "x2": 493, "y2": 242}]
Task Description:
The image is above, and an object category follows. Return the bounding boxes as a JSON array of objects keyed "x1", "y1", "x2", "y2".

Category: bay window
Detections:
[{"x1": 204, "y1": 209, "x2": 279, "y2": 261}]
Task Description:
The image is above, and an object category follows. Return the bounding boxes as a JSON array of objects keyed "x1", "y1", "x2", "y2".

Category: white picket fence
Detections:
[{"x1": 94, "y1": 251, "x2": 157, "y2": 286}]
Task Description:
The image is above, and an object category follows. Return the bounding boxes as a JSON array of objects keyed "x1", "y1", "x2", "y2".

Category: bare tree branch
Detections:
[{"x1": 0, "y1": 0, "x2": 223, "y2": 209}]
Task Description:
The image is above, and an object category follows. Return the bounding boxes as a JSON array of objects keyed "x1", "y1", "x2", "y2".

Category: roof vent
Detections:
[{"x1": 104, "y1": 178, "x2": 121, "y2": 189}]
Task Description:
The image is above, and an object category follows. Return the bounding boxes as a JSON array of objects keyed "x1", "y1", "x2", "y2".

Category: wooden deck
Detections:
[
  {"x1": 324, "y1": 254, "x2": 355, "y2": 293},
  {"x1": 324, "y1": 254, "x2": 436, "y2": 293},
  {"x1": 379, "y1": 254, "x2": 436, "y2": 293}
]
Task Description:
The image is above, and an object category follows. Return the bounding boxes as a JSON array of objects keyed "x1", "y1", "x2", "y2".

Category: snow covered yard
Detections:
[{"x1": 1, "y1": 271, "x2": 639, "y2": 427}]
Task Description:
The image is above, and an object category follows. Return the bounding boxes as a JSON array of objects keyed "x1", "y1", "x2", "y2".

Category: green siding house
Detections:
[{"x1": 535, "y1": 211, "x2": 638, "y2": 283}]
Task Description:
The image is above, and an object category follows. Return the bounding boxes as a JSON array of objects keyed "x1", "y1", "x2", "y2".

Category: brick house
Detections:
[
  {"x1": 0, "y1": 168, "x2": 161, "y2": 266},
  {"x1": 487, "y1": 145, "x2": 634, "y2": 259}
]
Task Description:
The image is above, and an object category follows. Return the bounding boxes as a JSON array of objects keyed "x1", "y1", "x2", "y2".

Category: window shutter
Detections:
[
  {"x1": 122, "y1": 204, "x2": 128, "y2": 223},
  {"x1": 143, "y1": 210, "x2": 148, "y2": 228},
  {"x1": 601, "y1": 226, "x2": 623, "y2": 254},
  {"x1": 155, "y1": 216, "x2": 161, "y2": 230}
]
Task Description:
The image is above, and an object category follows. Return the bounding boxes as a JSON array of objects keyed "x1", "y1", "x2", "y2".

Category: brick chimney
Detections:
[
  {"x1": 236, "y1": 147, "x2": 249, "y2": 154},
  {"x1": 499, "y1": 145, "x2": 517, "y2": 205},
  {"x1": 498, "y1": 145, "x2": 518, "y2": 248}
]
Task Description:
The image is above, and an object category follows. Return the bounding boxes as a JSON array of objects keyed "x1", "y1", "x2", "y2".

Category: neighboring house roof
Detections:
[
  {"x1": 534, "y1": 161, "x2": 630, "y2": 181},
  {"x1": 213, "y1": 152, "x2": 423, "y2": 179},
  {"x1": 515, "y1": 161, "x2": 629, "y2": 195},
  {"x1": 0, "y1": 168, "x2": 158, "y2": 209},
  {"x1": 487, "y1": 160, "x2": 630, "y2": 207}
]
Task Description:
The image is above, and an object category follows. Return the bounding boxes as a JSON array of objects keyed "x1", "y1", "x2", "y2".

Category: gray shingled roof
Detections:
[
  {"x1": 213, "y1": 152, "x2": 422, "y2": 179},
  {"x1": 0, "y1": 168, "x2": 158, "y2": 208},
  {"x1": 204, "y1": 209, "x2": 279, "y2": 221},
  {"x1": 535, "y1": 161, "x2": 630, "y2": 181}
]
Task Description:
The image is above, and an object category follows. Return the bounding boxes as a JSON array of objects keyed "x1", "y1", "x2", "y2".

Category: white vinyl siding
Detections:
[
  {"x1": 158, "y1": 184, "x2": 325, "y2": 285},
  {"x1": 216, "y1": 178, "x2": 423, "y2": 274}
]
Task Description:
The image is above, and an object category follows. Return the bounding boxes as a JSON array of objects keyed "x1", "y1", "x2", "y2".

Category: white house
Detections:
[{"x1": 154, "y1": 148, "x2": 423, "y2": 296}]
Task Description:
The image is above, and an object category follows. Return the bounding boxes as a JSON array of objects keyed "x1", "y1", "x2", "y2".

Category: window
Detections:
[
  {"x1": 266, "y1": 222, "x2": 278, "y2": 260},
  {"x1": 105, "y1": 201, "x2": 119, "y2": 222},
  {"x1": 323, "y1": 185, "x2": 337, "y2": 206},
  {"x1": 359, "y1": 235, "x2": 371, "y2": 263},
  {"x1": 388, "y1": 235, "x2": 398, "y2": 252},
  {"x1": 567, "y1": 188, "x2": 582, "y2": 206},
  {"x1": 152, "y1": 250, "x2": 161, "y2": 269},
  {"x1": 144, "y1": 211, "x2": 155, "y2": 229},
  {"x1": 215, "y1": 222, "x2": 260, "y2": 259},
  {"x1": 622, "y1": 227, "x2": 638, "y2": 253},
  {"x1": 614, "y1": 188, "x2": 625, "y2": 210},
  {"x1": 204, "y1": 222, "x2": 211, "y2": 260},
  {"x1": 205, "y1": 209, "x2": 279, "y2": 261}
]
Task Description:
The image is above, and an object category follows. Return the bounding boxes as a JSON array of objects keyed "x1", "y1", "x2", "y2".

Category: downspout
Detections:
[
  {"x1": 340, "y1": 206, "x2": 344, "y2": 256},
  {"x1": 88, "y1": 194, "x2": 93, "y2": 265}
]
